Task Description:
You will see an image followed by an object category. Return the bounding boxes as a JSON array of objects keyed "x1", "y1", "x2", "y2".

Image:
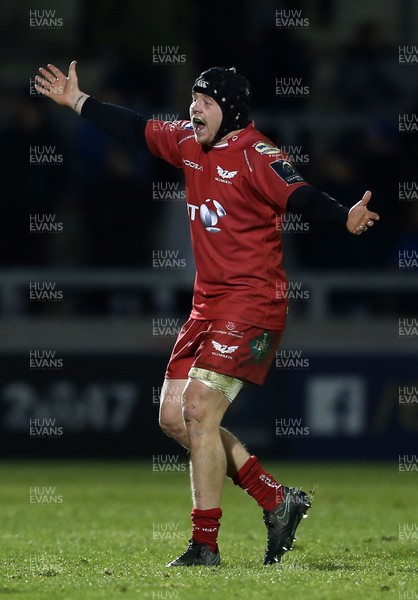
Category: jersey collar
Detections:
[{"x1": 210, "y1": 122, "x2": 256, "y2": 150}]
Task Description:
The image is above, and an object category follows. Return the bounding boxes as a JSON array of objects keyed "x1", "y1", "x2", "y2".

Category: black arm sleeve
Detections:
[
  {"x1": 287, "y1": 185, "x2": 349, "y2": 229},
  {"x1": 80, "y1": 96, "x2": 147, "y2": 144}
]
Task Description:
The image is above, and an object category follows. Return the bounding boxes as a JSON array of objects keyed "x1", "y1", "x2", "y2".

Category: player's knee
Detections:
[
  {"x1": 159, "y1": 407, "x2": 186, "y2": 441},
  {"x1": 159, "y1": 417, "x2": 183, "y2": 438},
  {"x1": 182, "y1": 386, "x2": 222, "y2": 430}
]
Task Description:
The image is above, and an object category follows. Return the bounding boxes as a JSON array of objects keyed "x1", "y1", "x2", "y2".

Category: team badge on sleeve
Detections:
[
  {"x1": 269, "y1": 160, "x2": 305, "y2": 185},
  {"x1": 254, "y1": 141, "x2": 282, "y2": 156}
]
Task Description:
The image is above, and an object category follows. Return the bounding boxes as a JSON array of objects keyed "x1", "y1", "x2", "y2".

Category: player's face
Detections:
[{"x1": 190, "y1": 92, "x2": 223, "y2": 146}]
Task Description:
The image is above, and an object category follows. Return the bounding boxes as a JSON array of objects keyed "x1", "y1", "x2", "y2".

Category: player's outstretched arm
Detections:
[
  {"x1": 346, "y1": 190, "x2": 380, "y2": 235},
  {"x1": 35, "y1": 60, "x2": 147, "y2": 144},
  {"x1": 35, "y1": 60, "x2": 89, "y2": 114},
  {"x1": 287, "y1": 186, "x2": 380, "y2": 235}
]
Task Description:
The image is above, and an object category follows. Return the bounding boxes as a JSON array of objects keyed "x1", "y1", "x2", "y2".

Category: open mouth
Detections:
[{"x1": 192, "y1": 116, "x2": 206, "y2": 133}]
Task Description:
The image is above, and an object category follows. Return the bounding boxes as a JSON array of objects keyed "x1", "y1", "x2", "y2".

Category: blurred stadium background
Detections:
[{"x1": 0, "y1": 0, "x2": 417, "y2": 462}]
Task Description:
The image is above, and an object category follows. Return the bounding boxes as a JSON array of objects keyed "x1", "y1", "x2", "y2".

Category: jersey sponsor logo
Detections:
[
  {"x1": 195, "y1": 77, "x2": 209, "y2": 88},
  {"x1": 215, "y1": 165, "x2": 238, "y2": 185},
  {"x1": 269, "y1": 160, "x2": 304, "y2": 185},
  {"x1": 182, "y1": 158, "x2": 204, "y2": 171},
  {"x1": 254, "y1": 141, "x2": 282, "y2": 156},
  {"x1": 211, "y1": 340, "x2": 239, "y2": 355},
  {"x1": 200, "y1": 199, "x2": 226, "y2": 233},
  {"x1": 212, "y1": 324, "x2": 244, "y2": 339},
  {"x1": 187, "y1": 199, "x2": 227, "y2": 233},
  {"x1": 200, "y1": 199, "x2": 227, "y2": 233}
]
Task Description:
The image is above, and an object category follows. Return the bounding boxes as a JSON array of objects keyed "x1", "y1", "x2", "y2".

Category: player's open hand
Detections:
[
  {"x1": 35, "y1": 61, "x2": 84, "y2": 110},
  {"x1": 346, "y1": 191, "x2": 380, "y2": 235}
]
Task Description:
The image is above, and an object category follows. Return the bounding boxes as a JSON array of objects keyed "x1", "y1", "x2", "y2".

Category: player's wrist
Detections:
[{"x1": 72, "y1": 92, "x2": 89, "y2": 114}]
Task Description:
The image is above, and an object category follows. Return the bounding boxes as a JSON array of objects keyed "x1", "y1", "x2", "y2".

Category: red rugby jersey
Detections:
[{"x1": 145, "y1": 120, "x2": 308, "y2": 330}]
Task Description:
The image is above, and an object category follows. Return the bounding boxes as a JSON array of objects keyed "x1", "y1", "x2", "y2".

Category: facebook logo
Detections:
[{"x1": 306, "y1": 376, "x2": 366, "y2": 436}]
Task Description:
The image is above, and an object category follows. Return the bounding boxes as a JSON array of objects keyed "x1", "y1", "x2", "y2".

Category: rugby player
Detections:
[{"x1": 35, "y1": 62, "x2": 379, "y2": 567}]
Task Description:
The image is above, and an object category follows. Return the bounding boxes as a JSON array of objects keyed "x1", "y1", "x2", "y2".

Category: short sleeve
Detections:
[
  {"x1": 145, "y1": 120, "x2": 190, "y2": 168},
  {"x1": 247, "y1": 144, "x2": 308, "y2": 212}
]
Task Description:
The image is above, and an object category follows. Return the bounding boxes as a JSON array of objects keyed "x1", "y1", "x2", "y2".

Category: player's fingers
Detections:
[
  {"x1": 354, "y1": 220, "x2": 366, "y2": 234},
  {"x1": 367, "y1": 211, "x2": 380, "y2": 221},
  {"x1": 35, "y1": 75, "x2": 50, "y2": 91},
  {"x1": 34, "y1": 82, "x2": 50, "y2": 96},
  {"x1": 38, "y1": 67, "x2": 56, "y2": 86},
  {"x1": 46, "y1": 63, "x2": 64, "y2": 79},
  {"x1": 356, "y1": 217, "x2": 377, "y2": 234}
]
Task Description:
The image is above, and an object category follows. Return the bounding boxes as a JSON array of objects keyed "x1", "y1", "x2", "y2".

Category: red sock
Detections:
[
  {"x1": 232, "y1": 455, "x2": 283, "y2": 511},
  {"x1": 191, "y1": 507, "x2": 222, "y2": 553}
]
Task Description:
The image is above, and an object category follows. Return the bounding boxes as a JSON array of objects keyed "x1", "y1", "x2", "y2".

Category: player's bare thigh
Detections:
[{"x1": 159, "y1": 378, "x2": 188, "y2": 442}]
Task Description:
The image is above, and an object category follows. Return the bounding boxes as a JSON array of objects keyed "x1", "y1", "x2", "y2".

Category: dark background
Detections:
[{"x1": 0, "y1": 0, "x2": 417, "y2": 459}]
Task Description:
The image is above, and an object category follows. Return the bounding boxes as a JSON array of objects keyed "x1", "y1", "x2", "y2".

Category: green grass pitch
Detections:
[{"x1": 0, "y1": 460, "x2": 416, "y2": 600}]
